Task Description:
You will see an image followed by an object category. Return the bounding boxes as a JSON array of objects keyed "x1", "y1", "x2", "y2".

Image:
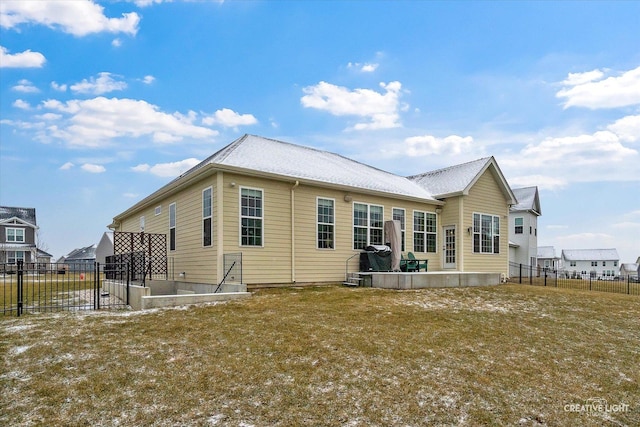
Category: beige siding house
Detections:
[{"x1": 110, "y1": 135, "x2": 516, "y2": 286}]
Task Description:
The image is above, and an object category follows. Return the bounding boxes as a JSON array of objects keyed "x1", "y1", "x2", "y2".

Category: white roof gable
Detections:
[
  {"x1": 561, "y1": 249, "x2": 620, "y2": 261},
  {"x1": 182, "y1": 134, "x2": 440, "y2": 201},
  {"x1": 511, "y1": 187, "x2": 541, "y2": 215}
]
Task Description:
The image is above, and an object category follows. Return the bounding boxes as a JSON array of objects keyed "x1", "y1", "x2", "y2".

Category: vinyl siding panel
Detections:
[
  {"x1": 462, "y1": 171, "x2": 509, "y2": 275},
  {"x1": 117, "y1": 174, "x2": 219, "y2": 284},
  {"x1": 221, "y1": 173, "x2": 293, "y2": 285}
]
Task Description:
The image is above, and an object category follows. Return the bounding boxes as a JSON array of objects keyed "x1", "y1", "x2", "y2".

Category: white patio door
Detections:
[{"x1": 444, "y1": 226, "x2": 456, "y2": 269}]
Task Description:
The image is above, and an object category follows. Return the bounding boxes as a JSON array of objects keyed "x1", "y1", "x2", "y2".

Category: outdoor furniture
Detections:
[
  {"x1": 400, "y1": 254, "x2": 417, "y2": 272},
  {"x1": 407, "y1": 252, "x2": 428, "y2": 271}
]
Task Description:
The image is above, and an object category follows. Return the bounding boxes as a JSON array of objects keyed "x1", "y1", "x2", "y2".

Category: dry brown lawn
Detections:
[{"x1": 1, "y1": 284, "x2": 639, "y2": 426}]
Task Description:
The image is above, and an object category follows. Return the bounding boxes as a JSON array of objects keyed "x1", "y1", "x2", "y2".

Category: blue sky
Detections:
[{"x1": 1, "y1": 0, "x2": 639, "y2": 263}]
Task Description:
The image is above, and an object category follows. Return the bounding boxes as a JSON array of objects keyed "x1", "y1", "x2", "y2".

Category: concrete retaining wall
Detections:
[
  {"x1": 140, "y1": 291, "x2": 251, "y2": 310},
  {"x1": 102, "y1": 279, "x2": 249, "y2": 310},
  {"x1": 366, "y1": 272, "x2": 502, "y2": 290}
]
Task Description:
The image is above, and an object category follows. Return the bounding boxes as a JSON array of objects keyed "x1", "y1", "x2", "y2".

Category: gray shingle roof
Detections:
[
  {"x1": 66, "y1": 244, "x2": 97, "y2": 261},
  {"x1": 0, "y1": 206, "x2": 36, "y2": 225},
  {"x1": 537, "y1": 246, "x2": 557, "y2": 259},
  {"x1": 180, "y1": 134, "x2": 439, "y2": 201},
  {"x1": 561, "y1": 249, "x2": 620, "y2": 261},
  {"x1": 407, "y1": 157, "x2": 491, "y2": 197}
]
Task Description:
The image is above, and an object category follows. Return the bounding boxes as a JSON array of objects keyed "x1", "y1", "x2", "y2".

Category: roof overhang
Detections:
[
  {"x1": 0, "y1": 217, "x2": 38, "y2": 229},
  {"x1": 111, "y1": 162, "x2": 445, "y2": 224}
]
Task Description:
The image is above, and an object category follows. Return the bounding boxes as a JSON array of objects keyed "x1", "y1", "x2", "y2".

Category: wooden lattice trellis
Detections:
[{"x1": 113, "y1": 232, "x2": 167, "y2": 280}]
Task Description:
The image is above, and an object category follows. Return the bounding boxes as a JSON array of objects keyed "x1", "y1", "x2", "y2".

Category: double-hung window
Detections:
[
  {"x1": 514, "y1": 217, "x2": 523, "y2": 234},
  {"x1": 203, "y1": 187, "x2": 212, "y2": 247},
  {"x1": 413, "y1": 211, "x2": 437, "y2": 253},
  {"x1": 241, "y1": 187, "x2": 263, "y2": 246},
  {"x1": 317, "y1": 198, "x2": 335, "y2": 249},
  {"x1": 169, "y1": 203, "x2": 176, "y2": 251},
  {"x1": 352, "y1": 203, "x2": 383, "y2": 250},
  {"x1": 6, "y1": 228, "x2": 25, "y2": 243},
  {"x1": 8, "y1": 250, "x2": 24, "y2": 264},
  {"x1": 473, "y1": 213, "x2": 500, "y2": 254},
  {"x1": 392, "y1": 208, "x2": 406, "y2": 251}
]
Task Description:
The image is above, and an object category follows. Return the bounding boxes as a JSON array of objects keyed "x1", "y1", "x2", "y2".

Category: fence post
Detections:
[
  {"x1": 519, "y1": 264, "x2": 522, "y2": 284},
  {"x1": 555, "y1": 269, "x2": 558, "y2": 287},
  {"x1": 628, "y1": 276, "x2": 631, "y2": 295},
  {"x1": 95, "y1": 262, "x2": 100, "y2": 310},
  {"x1": 126, "y1": 262, "x2": 130, "y2": 306},
  {"x1": 544, "y1": 268, "x2": 547, "y2": 287},
  {"x1": 17, "y1": 260, "x2": 23, "y2": 317}
]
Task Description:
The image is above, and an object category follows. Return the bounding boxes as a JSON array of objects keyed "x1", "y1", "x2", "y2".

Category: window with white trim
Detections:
[
  {"x1": 6, "y1": 228, "x2": 25, "y2": 243},
  {"x1": 317, "y1": 198, "x2": 335, "y2": 249},
  {"x1": 8, "y1": 250, "x2": 24, "y2": 264},
  {"x1": 392, "y1": 208, "x2": 405, "y2": 251},
  {"x1": 352, "y1": 203, "x2": 383, "y2": 250},
  {"x1": 169, "y1": 203, "x2": 176, "y2": 251},
  {"x1": 203, "y1": 187, "x2": 212, "y2": 247},
  {"x1": 473, "y1": 213, "x2": 500, "y2": 254},
  {"x1": 155, "y1": 206, "x2": 162, "y2": 216},
  {"x1": 413, "y1": 211, "x2": 437, "y2": 253},
  {"x1": 241, "y1": 187, "x2": 263, "y2": 246},
  {"x1": 140, "y1": 216, "x2": 145, "y2": 232},
  {"x1": 514, "y1": 217, "x2": 523, "y2": 234}
]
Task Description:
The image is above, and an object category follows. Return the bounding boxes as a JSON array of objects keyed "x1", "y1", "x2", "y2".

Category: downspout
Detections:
[
  {"x1": 459, "y1": 197, "x2": 465, "y2": 272},
  {"x1": 216, "y1": 171, "x2": 225, "y2": 283},
  {"x1": 291, "y1": 180, "x2": 299, "y2": 283}
]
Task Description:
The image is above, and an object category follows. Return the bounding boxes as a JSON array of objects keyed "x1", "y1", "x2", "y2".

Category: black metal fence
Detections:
[
  {"x1": 509, "y1": 262, "x2": 640, "y2": 296},
  {"x1": 1, "y1": 261, "x2": 130, "y2": 317},
  {"x1": 105, "y1": 253, "x2": 173, "y2": 286}
]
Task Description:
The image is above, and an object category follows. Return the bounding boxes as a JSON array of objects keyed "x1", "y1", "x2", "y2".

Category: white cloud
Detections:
[
  {"x1": 59, "y1": 162, "x2": 74, "y2": 170},
  {"x1": 348, "y1": 62, "x2": 379, "y2": 73},
  {"x1": 13, "y1": 99, "x2": 30, "y2": 110},
  {"x1": 70, "y1": 72, "x2": 127, "y2": 95},
  {"x1": 111, "y1": 38, "x2": 122, "y2": 48},
  {"x1": 132, "y1": 158, "x2": 201, "y2": 178},
  {"x1": 0, "y1": 0, "x2": 140, "y2": 36},
  {"x1": 508, "y1": 174, "x2": 568, "y2": 191},
  {"x1": 123, "y1": 192, "x2": 138, "y2": 199},
  {"x1": 51, "y1": 81, "x2": 67, "y2": 92},
  {"x1": 81, "y1": 163, "x2": 106, "y2": 173},
  {"x1": 202, "y1": 108, "x2": 258, "y2": 128},
  {"x1": 556, "y1": 66, "x2": 640, "y2": 109},
  {"x1": 142, "y1": 75, "x2": 155, "y2": 85},
  {"x1": 39, "y1": 96, "x2": 218, "y2": 147},
  {"x1": 0, "y1": 46, "x2": 45, "y2": 68},
  {"x1": 607, "y1": 114, "x2": 640, "y2": 143},
  {"x1": 12, "y1": 79, "x2": 39, "y2": 93},
  {"x1": 405, "y1": 134, "x2": 473, "y2": 156},
  {"x1": 301, "y1": 81, "x2": 404, "y2": 130}
]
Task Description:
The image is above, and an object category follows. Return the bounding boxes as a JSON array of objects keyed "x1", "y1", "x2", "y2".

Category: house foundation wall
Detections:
[{"x1": 365, "y1": 272, "x2": 502, "y2": 290}]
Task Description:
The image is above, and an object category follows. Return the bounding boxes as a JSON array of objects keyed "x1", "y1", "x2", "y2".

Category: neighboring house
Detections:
[
  {"x1": 37, "y1": 248, "x2": 53, "y2": 265},
  {"x1": 109, "y1": 134, "x2": 517, "y2": 286},
  {"x1": 537, "y1": 246, "x2": 560, "y2": 270},
  {"x1": 619, "y1": 263, "x2": 639, "y2": 280},
  {"x1": 0, "y1": 206, "x2": 38, "y2": 265},
  {"x1": 64, "y1": 244, "x2": 97, "y2": 271},
  {"x1": 508, "y1": 187, "x2": 541, "y2": 267},
  {"x1": 95, "y1": 232, "x2": 114, "y2": 264},
  {"x1": 560, "y1": 249, "x2": 620, "y2": 279}
]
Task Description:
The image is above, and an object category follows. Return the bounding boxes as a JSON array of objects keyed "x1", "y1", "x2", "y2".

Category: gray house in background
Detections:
[
  {"x1": 620, "y1": 263, "x2": 639, "y2": 280},
  {"x1": 0, "y1": 206, "x2": 38, "y2": 265},
  {"x1": 64, "y1": 244, "x2": 97, "y2": 272}
]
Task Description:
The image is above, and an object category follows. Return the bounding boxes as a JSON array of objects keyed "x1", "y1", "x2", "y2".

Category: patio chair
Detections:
[
  {"x1": 407, "y1": 252, "x2": 428, "y2": 271},
  {"x1": 400, "y1": 254, "x2": 417, "y2": 272}
]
